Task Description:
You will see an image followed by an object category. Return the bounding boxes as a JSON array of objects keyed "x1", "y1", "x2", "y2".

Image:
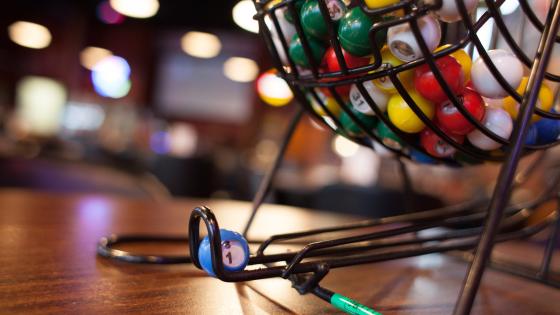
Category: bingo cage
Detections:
[{"x1": 98, "y1": 0, "x2": 560, "y2": 314}]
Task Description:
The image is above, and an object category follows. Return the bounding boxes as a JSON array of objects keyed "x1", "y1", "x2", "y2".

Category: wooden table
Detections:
[{"x1": 0, "y1": 189, "x2": 558, "y2": 314}]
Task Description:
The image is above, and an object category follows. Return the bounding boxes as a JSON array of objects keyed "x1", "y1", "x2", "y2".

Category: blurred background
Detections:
[{"x1": 1, "y1": 0, "x2": 544, "y2": 218}]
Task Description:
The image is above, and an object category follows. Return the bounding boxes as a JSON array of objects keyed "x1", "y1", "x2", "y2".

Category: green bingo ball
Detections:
[
  {"x1": 340, "y1": 108, "x2": 378, "y2": 136},
  {"x1": 300, "y1": 0, "x2": 347, "y2": 41},
  {"x1": 289, "y1": 33, "x2": 326, "y2": 68},
  {"x1": 376, "y1": 119, "x2": 403, "y2": 150},
  {"x1": 284, "y1": 0, "x2": 305, "y2": 24},
  {"x1": 338, "y1": 8, "x2": 389, "y2": 57}
]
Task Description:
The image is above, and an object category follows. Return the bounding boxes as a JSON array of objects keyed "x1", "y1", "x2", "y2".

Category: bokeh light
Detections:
[
  {"x1": 80, "y1": 46, "x2": 113, "y2": 70},
  {"x1": 109, "y1": 0, "x2": 159, "y2": 19},
  {"x1": 332, "y1": 135, "x2": 360, "y2": 158},
  {"x1": 97, "y1": 0, "x2": 125, "y2": 24},
  {"x1": 257, "y1": 69, "x2": 293, "y2": 106},
  {"x1": 8, "y1": 21, "x2": 52, "y2": 49},
  {"x1": 223, "y1": 57, "x2": 259, "y2": 83},
  {"x1": 91, "y1": 55, "x2": 132, "y2": 98},
  {"x1": 232, "y1": 0, "x2": 259, "y2": 33},
  {"x1": 181, "y1": 31, "x2": 222, "y2": 59},
  {"x1": 16, "y1": 76, "x2": 67, "y2": 136}
]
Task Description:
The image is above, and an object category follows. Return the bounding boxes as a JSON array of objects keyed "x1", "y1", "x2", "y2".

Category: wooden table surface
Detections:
[{"x1": 0, "y1": 189, "x2": 558, "y2": 314}]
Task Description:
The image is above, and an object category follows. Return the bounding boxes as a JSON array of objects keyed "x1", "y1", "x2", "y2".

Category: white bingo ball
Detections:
[
  {"x1": 436, "y1": 0, "x2": 478, "y2": 23},
  {"x1": 467, "y1": 107, "x2": 513, "y2": 150},
  {"x1": 373, "y1": 140, "x2": 395, "y2": 157},
  {"x1": 471, "y1": 49, "x2": 524, "y2": 99},
  {"x1": 349, "y1": 81, "x2": 389, "y2": 116},
  {"x1": 387, "y1": 15, "x2": 441, "y2": 62}
]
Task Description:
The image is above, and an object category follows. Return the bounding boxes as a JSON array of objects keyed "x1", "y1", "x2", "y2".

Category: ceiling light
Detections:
[
  {"x1": 181, "y1": 31, "x2": 222, "y2": 59},
  {"x1": 8, "y1": 21, "x2": 52, "y2": 49},
  {"x1": 223, "y1": 57, "x2": 259, "y2": 83},
  {"x1": 80, "y1": 47, "x2": 113, "y2": 70},
  {"x1": 233, "y1": 0, "x2": 259, "y2": 33},
  {"x1": 109, "y1": 0, "x2": 159, "y2": 18}
]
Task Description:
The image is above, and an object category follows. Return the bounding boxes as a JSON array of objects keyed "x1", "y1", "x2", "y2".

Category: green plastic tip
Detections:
[{"x1": 330, "y1": 293, "x2": 382, "y2": 315}]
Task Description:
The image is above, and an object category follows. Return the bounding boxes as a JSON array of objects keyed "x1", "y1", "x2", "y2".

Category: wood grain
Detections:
[{"x1": 0, "y1": 189, "x2": 558, "y2": 314}]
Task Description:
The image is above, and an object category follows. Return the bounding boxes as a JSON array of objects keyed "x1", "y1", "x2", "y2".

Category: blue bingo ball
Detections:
[
  {"x1": 534, "y1": 116, "x2": 560, "y2": 145},
  {"x1": 410, "y1": 149, "x2": 437, "y2": 164},
  {"x1": 524, "y1": 124, "x2": 538, "y2": 146},
  {"x1": 198, "y1": 229, "x2": 250, "y2": 277}
]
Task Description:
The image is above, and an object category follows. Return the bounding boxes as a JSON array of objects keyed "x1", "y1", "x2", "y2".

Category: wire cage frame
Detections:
[{"x1": 97, "y1": 0, "x2": 560, "y2": 314}]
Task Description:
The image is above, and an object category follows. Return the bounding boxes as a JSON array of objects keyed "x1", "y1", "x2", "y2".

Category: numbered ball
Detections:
[
  {"x1": 270, "y1": 9, "x2": 297, "y2": 66},
  {"x1": 301, "y1": 0, "x2": 346, "y2": 41},
  {"x1": 525, "y1": 124, "x2": 538, "y2": 146},
  {"x1": 435, "y1": 45, "x2": 472, "y2": 82},
  {"x1": 410, "y1": 149, "x2": 438, "y2": 164},
  {"x1": 387, "y1": 15, "x2": 441, "y2": 62},
  {"x1": 503, "y1": 77, "x2": 554, "y2": 122},
  {"x1": 470, "y1": 49, "x2": 524, "y2": 99},
  {"x1": 435, "y1": 0, "x2": 478, "y2": 22},
  {"x1": 340, "y1": 107, "x2": 378, "y2": 136},
  {"x1": 414, "y1": 55, "x2": 465, "y2": 103},
  {"x1": 388, "y1": 90, "x2": 435, "y2": 133},
  {"x1": 309, "y1": 90, "x2": 342, "y2": 117},
  {"x1": 467, "y1": 107, "x2": 513, "y2": 150},
  {"x1": 365, "y1": 0, "x2": 399, "y2": 9},
  {"x1": 289, "y1": 33, "x2": 327, "y2": 68},
  {"x1": 338, "y1": 7, "x2": 377, "y2": 56},
  {"x1": 349, "y1": 81, "x2": 389, "y2": 115},
  {"x1": 534, "y1": 111, "x2": 560, "y2": 144},
  {"x1": 284, "y1": 0, "x2": 305, "y2": 24},
  {"x1": 376, "y1": 119, "x2": 404, "y2": 149},
  {"x1": 420, "y1": 128, "x2": 464, "y2": 158},
  {"x1": 323, "y1": 46, "x2": 371, "y2": 72},
  {"x1": 436, "y1": 89, "x2": 485, "y2": 135},
  {"x1": 372, "y1": 46, "x2": 415, "y2": 93},
  {"x1": 198, "y1": 229, "x2": 250, "y2": 277}
]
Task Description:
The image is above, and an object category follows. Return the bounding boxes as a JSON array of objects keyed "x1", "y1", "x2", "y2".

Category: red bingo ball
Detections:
[
  {"x1": 414, "y1": 55, "x2": 464, "y2": 104},
  {"x1": 420, "y1": 128, "x2": 464, "y2": 158},
  {"x1": 436, "y1": 89, "x2": 485, "y2": 136},
  {"x1": 324, "y1": 46, "x2": 371, "y2": 73}
]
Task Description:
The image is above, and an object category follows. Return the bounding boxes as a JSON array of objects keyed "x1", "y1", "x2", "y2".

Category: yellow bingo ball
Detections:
[
  {"x1": 388, "y1": 90, "x2": 435, "y2": 133},
  {"x1": 372, "y1": 46, "x2": 414, "y2": 94},
  {"x1": 309, "y1": 91, "x2": 342, "y2": 117},
  {"x1": 435, "y1": 45, "x2": 472, "y2": 82},
  {"x1": 503, "y1": 77, "x2": 554, "y2": 122},
  {"x1": 365, "y1": 0, "x2": 400, "y2": 9}
]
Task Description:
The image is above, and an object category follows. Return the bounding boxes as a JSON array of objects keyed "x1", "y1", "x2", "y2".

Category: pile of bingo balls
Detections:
[{"x1": 271, "y1": 0, "x2": 560, "y2": 164}]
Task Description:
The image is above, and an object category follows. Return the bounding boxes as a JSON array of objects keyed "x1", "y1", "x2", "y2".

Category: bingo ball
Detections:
[
  {"x1": 271, "y1": 9, "x2": 296, "y2": 66},
  {"x1": 525, "y1": 124, "x2": 538, "y2": 146},
  {"x1": 414, "y1": 55, "x2": 465, "y2": 104},
  {"x1": 340, "y1": 107, "x2": 378, "y2": 136},
  {"x1": 338, "y1": 7, "x2": 377, "y2": 56},
  {"x1": 420, "y1": 128, "x2": 464, "y2": 158},
  {"x1": 436, "y1": 88, "x2": 485, "y2": 135},
  {"x1": 388, "y1": 90, "x2": 435, "y2": 133},
  {"x1": 365, "y1": 0, "x2": 399, "y2": 9},
  {"x1": 387, "y1": 15, "x2": 441, "y2": 62},
  {"x1": 534, "y1": 110, "x2": 560, "y2": 144},
  {"x1": 323, "y1": 46, "x2": 371, "y2": 72},
  {"x1": 376, "y1": 119, "x2": 404, "y2": 149},
  {"x1": 284, "y1": 0, "x2": 305, "y2": 24},
  {"x1": 410, "y1": 149, "x2": 438, "y2": 164},
  {"x1": 470, "y1": 49, "x2": 524, "y2": 99},
  {"x1": 503, "y1": 77, "x2": 554, "y2": 122},
  {"x1": 349, "y1": 81, "x2": 390, "y2": 115},
  {"x1": 467, "y1": 107, "x2": 513, "y2": 150},
  {"x1": 435, "y1": 0, "x2": 478, "y2": 22},
  {"x1": 289, "y1": 33, "x2": 326, "y2": 68},
  {"x1": 435, "y1": 45, "x2": 472, "y2": 82},
  {"x1": 309, "y1": 90, "x2": 342, "y2": 117},
  {"x1": 198, "y1": 229, "x2": 250, "y2": 277},
  {"x1": 301, "y1": 0, "x2": 346, "y2": 41},
  {"x1": 372, "y1": 46, "x2": 415, "y2": 93}
]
